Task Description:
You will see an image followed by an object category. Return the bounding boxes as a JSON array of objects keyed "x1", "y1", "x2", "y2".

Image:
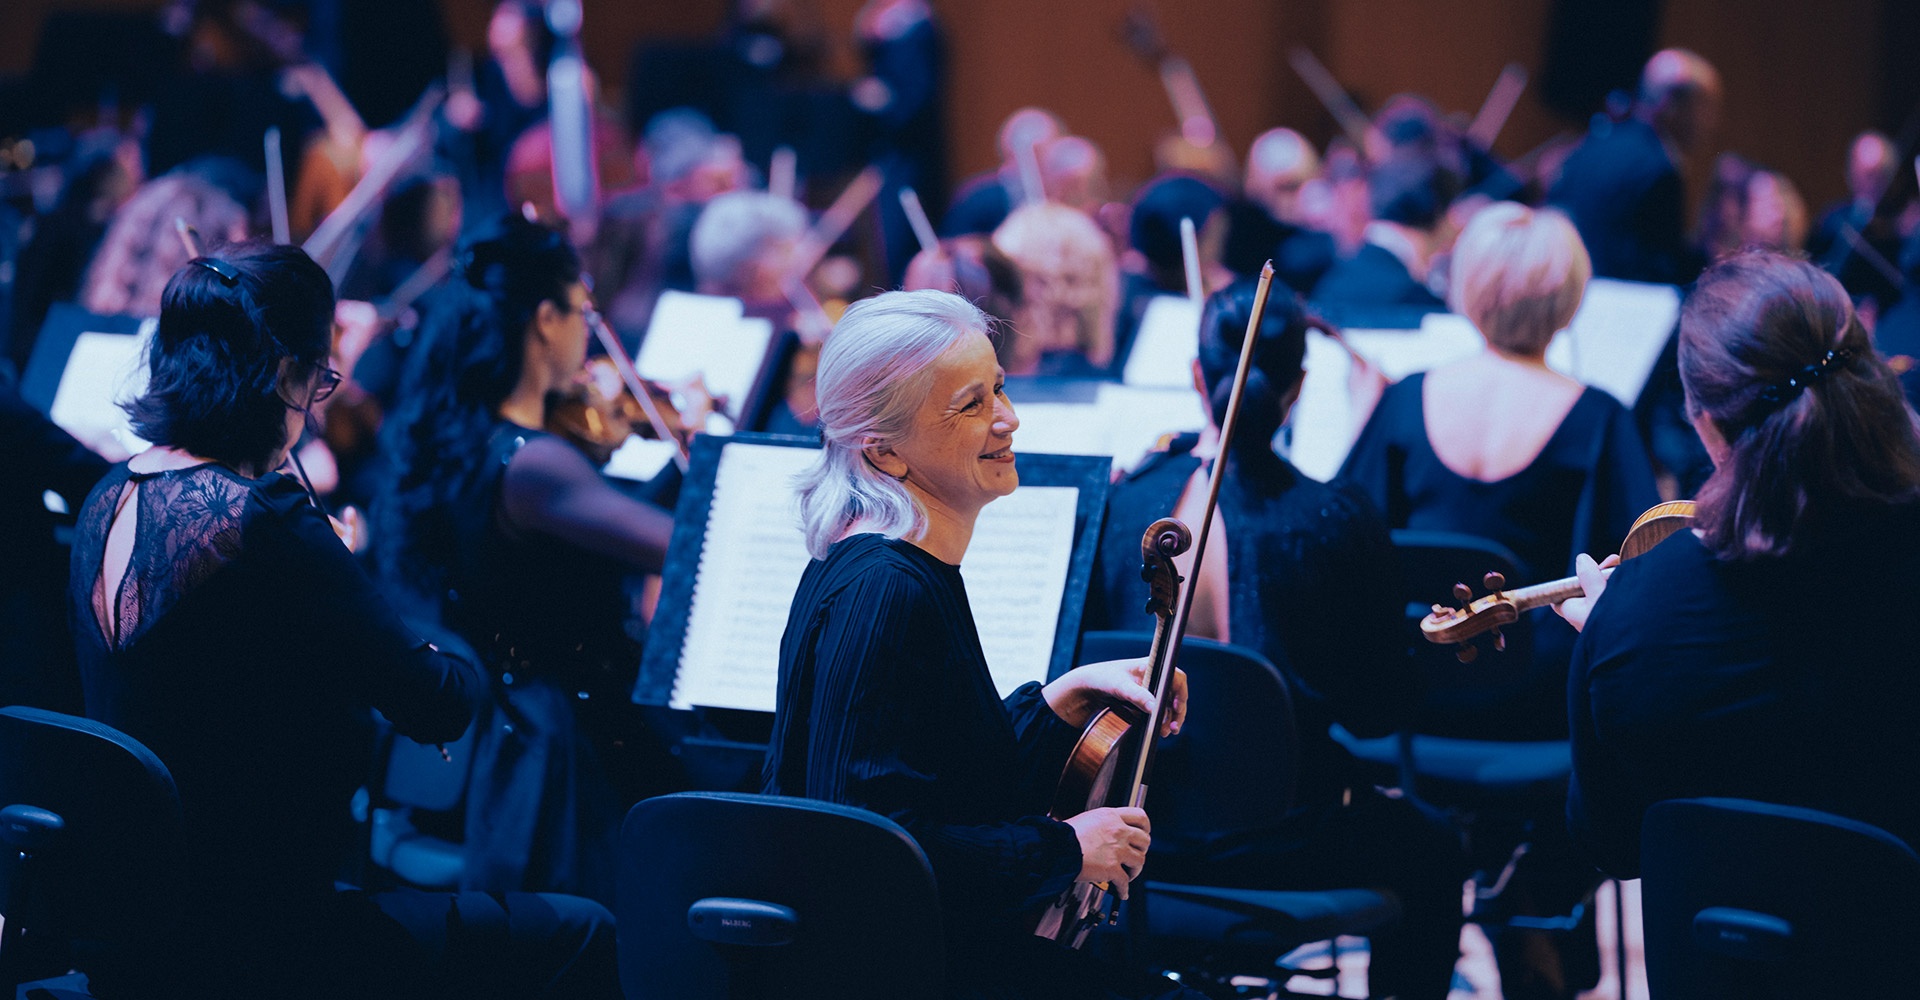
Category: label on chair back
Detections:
[{"x1": 688, "y1": 897, "x2": 799, "y2": 947}]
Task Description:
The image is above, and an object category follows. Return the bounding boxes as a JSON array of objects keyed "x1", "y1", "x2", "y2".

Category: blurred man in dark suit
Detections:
[{"x1": 1549, "y1": 48, "x2": 1721, "y2": 286}]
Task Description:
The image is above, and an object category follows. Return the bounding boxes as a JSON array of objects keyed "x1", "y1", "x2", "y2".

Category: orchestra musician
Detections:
[
  {"x1": 1557, "y1": 252, "x2": 1920, "y2": 882},
  {"x1": 67, "y1": 244, "x2": 618, "y2": 999},
  {"x1": 1090, "y1": 280, "x2": 1467, "y2": 999},
  {"x1": 371, "y1": 213, "x2": 675, "y2": 902},
  {"x1": 761, "y1": 289, "x2": 1202, "y2": 999}
]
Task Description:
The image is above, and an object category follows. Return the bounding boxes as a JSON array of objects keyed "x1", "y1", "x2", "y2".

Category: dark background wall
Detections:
[{"x1": 5, "y1": 0, "x2": 1915, "y2": 216}]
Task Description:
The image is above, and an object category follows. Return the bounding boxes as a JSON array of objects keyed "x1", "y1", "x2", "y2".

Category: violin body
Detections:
[
  {"x1": 1033, "y1": 517, "x2": 1190, "y2": 947},
  {"x1": 546, "y1": 359, "x2": 695, "y2": 466}
]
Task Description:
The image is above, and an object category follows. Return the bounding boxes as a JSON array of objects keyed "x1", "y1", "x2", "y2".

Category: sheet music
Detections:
[
  {"x1": 670, "y1": 442, "x2": 1079, "y2": 711},
  {"x1": 1546, "y1": 278, "x2": 1680, "y2": 407},
  {"x1": 49, "y1": 326, "x2": 155, "y2": 455},
  {"x1": 602, "y1": 436, "x2": 679, "y2": 481},
  {"x1": 959, "y1": 486, "x2": 1078, "y2": 698},
  {"x1": 1287, "y1": 331, "x2": 1358, "y2": 482},
  {"x1": 1095, "y1": 384, "x2": 1206, "y2": 471},
  {"x1": 637, "y1": 291, "x2": 775, "y2": 420},
  {"x1": 1122, "y1": 295, "x2": 1202, "y2": 388},
  {"x1": 671, "y1": 442, "x2": 818, "y2": 711},
  {"x1": 1008, "y1": 387, "x2": 1204, "y2": 473}
]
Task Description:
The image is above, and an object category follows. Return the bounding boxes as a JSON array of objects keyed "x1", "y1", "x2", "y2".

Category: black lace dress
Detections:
[{"x1": 69, "y1": 461, "x2": 478, "y2": 995}]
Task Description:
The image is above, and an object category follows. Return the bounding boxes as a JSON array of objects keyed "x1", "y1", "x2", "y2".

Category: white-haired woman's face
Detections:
[{"x1": 870, "y1": 329, "x2": 1020, "y2": 517}]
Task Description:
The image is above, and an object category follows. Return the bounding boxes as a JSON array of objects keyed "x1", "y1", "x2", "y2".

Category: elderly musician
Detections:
[{"x1": 762, "y1": 290, "x2": 1201, "y2": 999}]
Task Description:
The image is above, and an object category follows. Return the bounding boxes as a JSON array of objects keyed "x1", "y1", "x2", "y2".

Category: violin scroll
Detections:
[
  {"x1": 1138, "y1": 518, "x2": 1192, "y2": 620},
  {"x1": 1421, "y1": 570, "x2": 1521, "y2": 662}
]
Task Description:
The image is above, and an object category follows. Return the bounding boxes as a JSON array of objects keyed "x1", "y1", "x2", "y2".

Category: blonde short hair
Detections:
[
  {"x1": 1448, "y1": 202, "x2": 1591, "y2": 356},
  {"x1": 991, "y1": 202, "x2": 1118, "y2": 368}
]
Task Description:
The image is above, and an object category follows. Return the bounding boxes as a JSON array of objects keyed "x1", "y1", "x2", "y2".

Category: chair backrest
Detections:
[
  {"x1": 616, "y1": 791, "x2": 944, "y2": 1000},
  {"x1": 1641, "y1": 797, "x2": 1920, "y2": 998},
  {"x1": 1077, "y1": 632, "x2": 1297, "y2": 865},
  {"x1": 0, "y1": 706, "x2": 185, "y2": 989},
  {"x1": 1390, "y1": 530, "x2": 1551, "y2": 731}
]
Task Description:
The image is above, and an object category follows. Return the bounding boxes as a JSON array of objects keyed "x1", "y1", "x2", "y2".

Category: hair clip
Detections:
[
  {"x1": 192, "y1": 257, "x2": 241, "y2": 287},
  {"x1": 1758, "y1": 349, "x2": 1852, "y2": 406}
]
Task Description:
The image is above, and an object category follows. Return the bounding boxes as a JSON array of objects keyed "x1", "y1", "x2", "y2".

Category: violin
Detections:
[
  {"x1": 547, "y1": 308, "x2": 709, "y2": 471},
  {"x1": 1033, "y1": 262, "x2": 1280, "y2": 948},
  {"x1": 1420, "y1": 500, "x2": 1696, "y2": 659}
]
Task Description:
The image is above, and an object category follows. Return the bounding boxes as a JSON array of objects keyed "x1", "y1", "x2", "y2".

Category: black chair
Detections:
[
  {"x1": 1076, "y1": 632, "x2": 1401, "y2": 995},
  {"x1": 0, "y1": 706, "x2": 187, "y2": 1000},
  {"x1": 616, "y1": 791, "x2": 944, "y2": 1000},
  {"x1": 362, "y1": 618, "x2": 482, "y2": 891},
  {"x1": 1641, "y1": 797, "x2": 1920, "y2": 997}
]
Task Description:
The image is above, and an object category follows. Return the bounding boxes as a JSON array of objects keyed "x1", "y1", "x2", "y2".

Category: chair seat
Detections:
[
  {"x1": 1332, "y1": 727, "x2": 1570, "y2": 794},
  {"x1": 370, "y1": 808, "x2": 464, "y2": 889},
  {"x1": 1147, "y1": 882, "x2": 1402, "y2": 952}
]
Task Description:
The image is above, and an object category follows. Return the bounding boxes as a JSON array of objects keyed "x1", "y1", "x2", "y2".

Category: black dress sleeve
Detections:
[
  {"x1": 500, "y1": 434, "x2": 674, "y2": 574},
  {"x1": 1572, "y1": 394, "x2": 1660, "y2": 568},
  {"x1": 1336, "y1": 378, "x2": 1414, "y2": 528},
  {"x1": 252, "y1": 476, "x2": 481, "y2": 744},
  {"x1": 790, "y1": 566, "x2": 1082, "y2": 914},
  {"x1": 1003, "y1": 680, "x2": 1084, "y2": 809}
]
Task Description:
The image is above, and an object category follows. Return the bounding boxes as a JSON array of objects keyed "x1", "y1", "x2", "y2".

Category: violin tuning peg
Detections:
[
  {"x1": 1483, "y1": 571, "x2": 1506, "y2": 592},
  {"x1": 1452, "y1": 582, "x2": 1473, "y2": 604},
  {"x1": 1431, "y1": 603, "x2": 1448, "y2": 615},
  {"x1": 1456, "y1": 643, "x2": 1479, "y2": 664},
  {"x1": 1492, "y1": 629, "x2": 1506, "y2": 653}
]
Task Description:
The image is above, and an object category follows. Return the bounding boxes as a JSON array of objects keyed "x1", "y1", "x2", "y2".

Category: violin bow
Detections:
[
  {"x1": 1126, "y1": 261, "x2": 1276, "y2": 799},
  {"x1": 586, "y1": 310, "x2": 692, "y2": 473}
]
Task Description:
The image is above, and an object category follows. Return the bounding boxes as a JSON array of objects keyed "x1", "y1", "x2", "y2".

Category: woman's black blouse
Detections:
[
  {"x1": 68, "y1": 463, "x2": 477, "y2": 935},
  {"x1": 1339, "y1": 372, "x2": 1658, "y2": 581},
  {"x1": 1569, "y1": 503, "x2": 1920, "y2": 877},
  {"x1": 762, "y1": 533, "x2": 1083, "y2": 945}
]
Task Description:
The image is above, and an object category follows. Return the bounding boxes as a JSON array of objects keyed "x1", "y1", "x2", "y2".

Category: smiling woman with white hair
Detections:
[{"x1": 764, "y1": 288, "x2": 1199, "y2": 999}]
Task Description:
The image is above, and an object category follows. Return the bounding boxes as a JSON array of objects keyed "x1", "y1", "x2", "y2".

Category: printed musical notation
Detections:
[{"x1": 669, "y1": 442, "x2": 1079, "y2": 711}]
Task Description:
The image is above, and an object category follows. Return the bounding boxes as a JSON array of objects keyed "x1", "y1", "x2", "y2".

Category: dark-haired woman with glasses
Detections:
[
  {"x1": 372, "y1": 213, "x2": 675, "y2": 902},
  {"x1": 1558, "y1": 251, "x2": 1920, "y2": 886},
  {"x1": 69, "y1": 242, "x2": 620, "y2": 999}
]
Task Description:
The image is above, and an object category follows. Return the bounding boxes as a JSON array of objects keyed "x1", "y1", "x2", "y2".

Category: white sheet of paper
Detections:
[
  {"x1": 49, "y1": 326, "x2": 155, "y2": 455},
  {"x1": 1546, "y1": 278, "x2": 1680, "y2": 407},
  {"x1": 637, "y1": 291, "x2": 774, "y2": 420},
  {"x1": 670, "y1": 442, "x2": 1080, "y2": 711},
  {"x1": 1095, "y1": 384, "x2": 1206, "y2": 471},
  {"x1": 1122, "y1": 295, "x2": 1202, "y2": 388},
  {"x1": 1005, "y1": 401, "x2": 1103, "y2": 456},
  {"x1": 601, "y1": 436, "x2": 679, "y2": 481},
  {"x1": 1287, "y1": 332, "x2": 1358, "y2": 482},
  {"x1": 671, "y1": 442, "x2": 817, "y2": 712},
  {"x1": 959, "y1": 486, "x2": 1079, "y2": 698}
]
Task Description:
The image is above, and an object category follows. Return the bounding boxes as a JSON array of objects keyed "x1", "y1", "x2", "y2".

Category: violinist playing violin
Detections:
[
  {"x1": 371, "y1": 213, "x2": 675, "y2": 902},
  {"x1": 761, "y1": 290, "x2": 1203, "y2": 1000}
]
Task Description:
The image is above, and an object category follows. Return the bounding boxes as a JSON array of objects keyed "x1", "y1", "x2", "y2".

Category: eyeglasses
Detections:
[{"x1": 311, "y1": 365, "x2": 342, "y2": 404}]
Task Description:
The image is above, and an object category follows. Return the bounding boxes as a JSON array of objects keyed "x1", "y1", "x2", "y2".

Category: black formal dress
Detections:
[
  {"x1": 1547, "y1": 118, "x2": 1696, "y2": 286},
  {"x1": 445, "y1": 421, "x2": 674, "y2": 903},
  {"x1": 1090, "y1": 437, "x2": 1467, "y2": 1000},
  {"x1": 1339, "y1": 373, "x2": 1658, "y2": 736},
  {"x1": 70, "y1": 462, "x2": 615, "y2": 999},
  {"x1": 1311, "y1": 243, "x2": 1446, "y2": 312},
  {"x1": 763, "y1": 533, "x2": 1201, "y2": 1000},
  {"x1": 1569, "y1": 500, "x2": 1920, "y2": 877}
]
